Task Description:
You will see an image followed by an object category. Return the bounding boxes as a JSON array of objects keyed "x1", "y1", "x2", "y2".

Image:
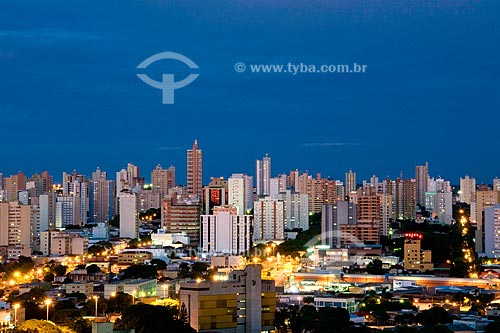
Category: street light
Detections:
[
  {"x1": 162, "y1": 284, "x2": 168, "y2": 299},
  {"x1": 13, "y1": 303, "x2": 20, "y2": 326},
  {"x1": 93, "y1": 296, "x2": 98, "y2": 318},
  {"x1": 44, "y1": 299, "x2": 52, "y2": 321}
]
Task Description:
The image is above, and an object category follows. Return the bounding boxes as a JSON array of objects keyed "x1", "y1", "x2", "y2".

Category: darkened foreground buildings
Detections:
[{"x1": 179, "y1": 264, "x2": 275, "y2": 333}]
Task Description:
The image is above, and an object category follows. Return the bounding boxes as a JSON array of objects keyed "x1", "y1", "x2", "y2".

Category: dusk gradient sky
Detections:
[{"x1": 0, "y1": 0, "x2": 499, "y2": 184}]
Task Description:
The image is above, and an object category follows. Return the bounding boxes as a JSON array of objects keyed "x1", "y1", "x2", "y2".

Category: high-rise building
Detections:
[
  {"x1": 179, "y1": 265, "x2": 275, "y2": 333},
  {"x1": 390, "y1": 178, "x2": 416, "y2": 220},
  {"x1": 0, "y1": 202, "x2": 32, "y2": 259},
  {"x1": 269, "y1": 176, "x2": 285, "y2": 199},
  {"x1": 228, "y1": 174, "x2": 253, "y2": 215},
  {"x1": 484, "y1": 204, "x2": 500, "y2": 258},
  {"x1": 345, "y1": 169, "x2": 357, "y2": 194},
  {"x1": 253, "y1": 197, "x2": 284, "y2": 241},
  {"x1": 277, "y1": 190, "x2": 309, "y2": 231},
  {"x1": 136, "y1": 189, "x2": 161, "y2": 213},
  {"x1": 256, "y1": 154, "x2": 271, "y2": 196},
  {"x1": 460, "y1": 175, "x2": 476, "y2": 204},
  {"x1": 89, "y1": 168, "x2": 115, "y2": 223},
  {"x1": 151, "y1": 164, "x2": 176, "y2": 198},
  {"x1": 321, "y1": 201, "x2": 357, "y2": 248},
  {"x1": 415, "y1": 162, "x2": 429, "y2": 206},
  {"x1": 475, "y1": 185, "x2": 499, "y2": 254},
  {"x1": 161, "y1": 194, "x2": 202, "y2": 246},
  {"x1": 55, "y1": 195, "x2": 75, "y2": 228},
  {"x1": 493, "y1": 177, "x2": 500, "y2": 192},
  {"x1": 425, "y1": 178, "x2": 453, "y2": 224},
  {"x1": 187, "y1": 140, "x2": 203, "y2": 198},
  {"x1": 297, "y1": 172, "x2": 338, "y2": 214},
  {"x1": 30, "y1": 204, "x2": 41, "y2": 252},
  {"x1": 116, "y1": 168, "x2": 130, "y2": 195},
  {"x1": 3, "y1": 172, "x2": 26, "y2": 202},
  {"x1": 379, "y1": 193, "x2": 393, "y2": 236},
  {"x1": 202, "y1": 177, "x2": 228, "y2": 215},
  {"x1": 119, "y1": 191, "x2": 138, "y2": 239},
  {"x1": 200, "y1": 207, "x2": 252, "y2": 255},
  {"x1": 127, "y1": 163, "x2": 141, "y2": 188}
]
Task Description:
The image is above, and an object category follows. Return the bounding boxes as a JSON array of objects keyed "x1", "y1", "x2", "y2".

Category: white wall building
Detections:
[
  {"x1": 277, "y1": 190, "x2": 309, "y2": 231},
  {"x1": 256, "y1": 155, "x2": 271, "y2": 196},
  {"x1": 201, "y1": 208, "x2": 252, "y2": 255},
  {"x1": 460, "y1": 175, "x2": 476, "y2": 204},
  {"x1": 253, "y1": 197, "x2": 285, "y2": 241},
  {"x1": 119, "y1": 191, "x2": 138, "y2": 239},
  {"x1": 484, "y1": 205, "x2": 500, "y2": 258},
  {"x1": 228, "y1": 174, "x2": 253, "y2": 215}
]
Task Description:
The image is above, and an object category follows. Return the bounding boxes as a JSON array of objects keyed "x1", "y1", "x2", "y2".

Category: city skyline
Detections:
[
  {"x1": 0, "y1": 1, "x2": 499, "y2": 184},
  {"x1": 2, "y1": 149, "x2": 500, "y2": 186}
]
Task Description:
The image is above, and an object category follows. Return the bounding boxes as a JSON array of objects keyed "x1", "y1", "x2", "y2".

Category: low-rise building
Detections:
[
  {"x1": 117, "y1": 250, "x2": 153, "y2": 265},
  {"x1": 65, "y1": 282, "x2": 94, "y2": 297},
  {"x1": 104, "y1": 279, "x2": 157, "y2": 299},
  {"x1": 313, "y1": 296, "x2": 357, "y2": 313}
]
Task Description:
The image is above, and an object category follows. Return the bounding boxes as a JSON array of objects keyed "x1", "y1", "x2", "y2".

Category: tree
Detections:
[
  {"x1": 86, "y1": 264, "x2": 101, "y2": 274},
  {"x1": 87, "y1": 245, "x2": 106, "y2": 256},
  {"x1": 316, "y1": 307, "x2": 350, "y2": 332},
  {"x1": 62, "y1": 277, "x2": 74, "y2": 284},
  {"x1": 52, "y1": 265, "x2": 67, "y2": 277},
  {"x1": 191, "y1": 262, "x2": 210, "y2": 279},
  {"x1": 179, "y1": 302, "x2": 189, "y2": 325},
  {"x1": 150, "y1": 259, "x2": 167, "y2": 271},
  {"x1": 416, "y1": 307, "x2": 452, "y2": 326},
  {"x1": 107, "y1": 292, "x2": 133, "y2": 313},
  {"x1": 177, "y1": 263, "x2": 191, "y2": 279},
  {"x1": 13, "y1": 319, "x2": 77, "y2": 333},
  {"x1": 486, "y1": 320, "x2": 500, "y2": 333},
  {"x1": 44, "y1": 272, "x2": 55, "y2": 282},
  {"x1": 366, "y1": 259, "x2": 385, "y2": 275},
  {"x1": 114, "y1": 303, "x2": 195, "y2": 333},
  {"x1": 121, "y1": 264, "x2": 158, "y2": 279},
  {"x1": 7, "y1": 256, "x2": 35, "y2": 275}
]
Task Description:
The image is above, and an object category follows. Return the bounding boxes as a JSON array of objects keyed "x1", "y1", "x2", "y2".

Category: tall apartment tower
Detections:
[
  {"x1": 228, "y1": 174, "x2": 254, "y2": 215},
  {"x1": 415, "y1": 162, "x2": 429, "y2": 206},
  {"x1": 161, "y1": 194, "x2": 202, "y2": 246},
  {"x1": 345, "y1": 169, "x2": 357, "y2": 194},
  {"x1": 460, "y1": 175, "x2": 476, "y2": 205},
  {"x1": 119, "y1": 191, "x2": 138, "y2": 239},
  {"x1": 187, "y1": 140, "x2": 203, "y2": 198},
  {"x1": 4, "y1": 172, "x2": 26, "y2": 202},
  {"x1": 256, "y1": 154, "x2": 271, "y2": 196},
  {"x1": 484, "y1": 204, "x2": 500, "y2": 258},
  {"x1": 321, "y1": 201, "x2": 357, "y2": 248},
  {"x1": 151, "y1": 164, "x2": 176, "y2": 197},
  {"x1": 475, "y1": 185, "x2": 499, "y2": 254},
  {"x1": 127, "y1": 163, "x2": 140, "y2": 188},
  {"x1": 89, "y1": 168, "x2": 115, "y2": 223},
  {"x1": 0, "y1": 202, "x2": 32, "y2": 259},
  {"x1": 253, "y1": 197, "x2": 284, "y2": 241},
  {"x1": 493, "y1": 177, "x2": 500, "y2": 192}
]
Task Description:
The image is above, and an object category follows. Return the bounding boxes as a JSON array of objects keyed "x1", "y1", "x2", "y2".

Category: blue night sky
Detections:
[{"x1": 0, "y1": 0, "x2": 499, "y2": 184}]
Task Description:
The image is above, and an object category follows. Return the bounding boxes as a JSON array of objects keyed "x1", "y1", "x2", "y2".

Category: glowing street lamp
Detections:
[
  {"x1": 13, "y1": 303, "x2": 20, "y2": 326},
  {"x1": 45, "y1": 299, "x2": 52, "y2": 321},
  {"x1": 162, "y1": 284, "x2": 168, "y2": 299},
  {"x1": 93, "y1": 296, "x2": 99, "y2": 318}
]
